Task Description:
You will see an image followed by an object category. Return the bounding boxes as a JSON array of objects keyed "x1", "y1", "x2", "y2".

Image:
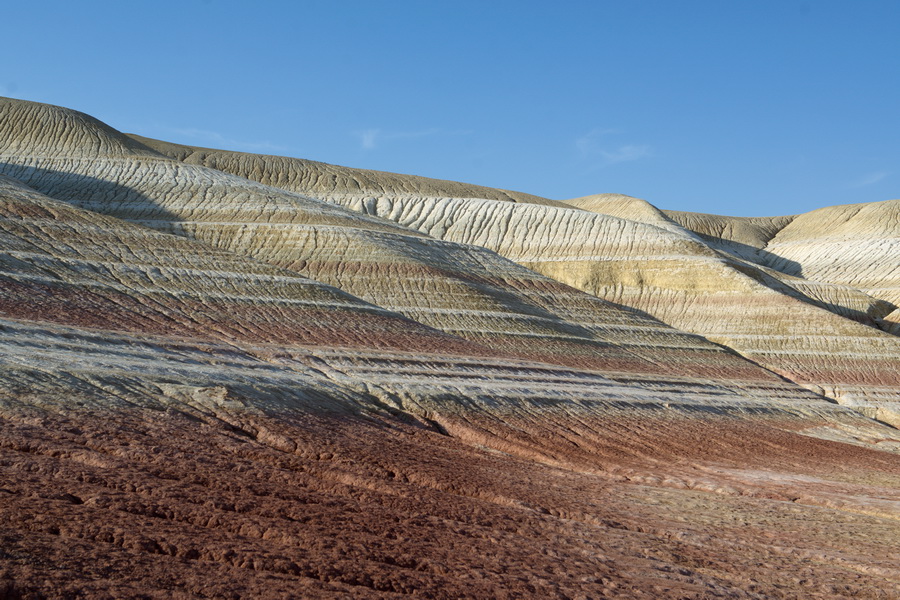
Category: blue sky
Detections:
[{"x1": 3, "y1": 0, "x2": 899, "y2": 216}]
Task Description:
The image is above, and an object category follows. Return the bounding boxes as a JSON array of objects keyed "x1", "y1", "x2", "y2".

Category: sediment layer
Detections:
[{"x1": 2, "y1": 97, "x2": 899, "y2": 599}]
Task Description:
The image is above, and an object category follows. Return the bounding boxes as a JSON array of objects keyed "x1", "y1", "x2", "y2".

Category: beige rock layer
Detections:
[
  {"x1": 129, "y1": 133, "x2": 566, "y2": 207},
  {"x1": 763, "y1": 199, "x2": 900, "y2": 311},
  {"x1": 2, "y1": 97, "x2": 900, "y2": 599},
  {"x1": 662, "y1": 208, "x2": 795, "y2": 259},
  {"x1": 161, "y1": 143, "x2": 900, "y2": 424},
  {"x1": 0, "y1": 97, "x2": 817, "y2": 403}
]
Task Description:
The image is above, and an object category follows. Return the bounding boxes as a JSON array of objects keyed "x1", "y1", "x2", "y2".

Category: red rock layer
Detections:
[
  {"x1": 2, "y1": 402, "x2": 899, "y2": 599},
  {"x1": 0, "y1": 176, "x2": 486, "y2": 356}
]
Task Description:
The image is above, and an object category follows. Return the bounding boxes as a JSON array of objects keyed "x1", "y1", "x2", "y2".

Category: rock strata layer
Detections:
[
  {"x1": 179, "y1": 151, "x2": 900, "y2": 425},
  {"x1": 1, "y1": 97, "x2": 899, "y2": 599}
]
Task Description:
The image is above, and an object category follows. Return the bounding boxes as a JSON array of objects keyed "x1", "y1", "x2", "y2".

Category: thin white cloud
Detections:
[
  {"x1": 576, "y1": 128, "x2": 652, "y2": 167},
  {"x1": 168, "y1": 127, "x2": 288, "y2": 153},
  {"x1": 600, "y1": 144, "x2": 653, "y2": 165},
  {"x1": 359, "y1": 128, "x2": 380, "y2": 150},
  {"x1": 355, "y1": 127, "x2": 471, "y2": 151},
  {"x1": 575, "y1": 128, "x2": 618, "y2": 155},
  {"x1": 848, "y1": 171, "x2": 889, "y2": 188}
]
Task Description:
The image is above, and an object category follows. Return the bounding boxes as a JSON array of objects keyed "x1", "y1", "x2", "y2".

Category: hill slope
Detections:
[
  {"x1": 1, "y1": 98, "x2": 899, "y2": 599},
  {"x1": 151, "y1": 136, "x2": 900, "y2": 426}
]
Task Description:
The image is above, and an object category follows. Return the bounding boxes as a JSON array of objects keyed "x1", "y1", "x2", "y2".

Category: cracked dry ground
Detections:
[{"x1": 2, "y1": 405, "x2": 899, "y2": 599}]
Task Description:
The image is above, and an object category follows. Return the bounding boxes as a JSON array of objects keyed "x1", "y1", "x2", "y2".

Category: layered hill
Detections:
[
  {"x1": 1, "y1": 97, "x2": 900, "y2": 598},
  {"x1": 763, "y1": 201, "x2": 900, "y2": 326},
  {"x1": 142, "y1": 135, "x2": 900, "y2": 426},
  {"x1": 1, "y1": 97, "x2": 826, "y2": 401},
  {"x1": 129, "y1": 133, "x2": 565, "y2": 207}
]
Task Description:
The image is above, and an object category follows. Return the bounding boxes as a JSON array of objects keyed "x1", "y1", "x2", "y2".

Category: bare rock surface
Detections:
[
  {"x1": 762, "y1": 199, "x2": 900, "y2": 310},
  {"x1": 0, "y1": 98, "x2": 818, "y2": 401},
  {"x1": 300, "y1": 189, "x2": 900, "y2": 425},
  {"x1": 1, "y1": 97, "x2": 899, "y2": 598}
]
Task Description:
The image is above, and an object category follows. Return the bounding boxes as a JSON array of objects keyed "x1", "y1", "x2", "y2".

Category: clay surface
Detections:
[{"x1": 1, "y1": 97, "x2": 899, "y2": 599}]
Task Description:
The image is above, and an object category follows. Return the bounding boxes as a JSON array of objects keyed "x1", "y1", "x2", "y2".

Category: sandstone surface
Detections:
[
  {"x1": 175, "y1": 149, "x2": 900, "y2": 426},
  {"x1": 762, "y1": 200, "x2": 900, "y2": 311},
  {"x1": 1, "y1": 97, "x2": 899, "y2": 599}
]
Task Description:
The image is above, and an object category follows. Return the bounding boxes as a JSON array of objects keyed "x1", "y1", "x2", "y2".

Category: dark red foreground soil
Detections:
[{"x1": 1, "y1": 405, "x2": 899, "y2": 599}]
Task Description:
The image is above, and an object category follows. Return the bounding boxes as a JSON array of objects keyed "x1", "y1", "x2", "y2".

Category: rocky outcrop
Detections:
[
  {"x1": 158, "y1": 141, "x2": 900, "y2": 424},
  {"x1": 1, "y1": 98, "x2": 820, "y2": 401},
  {"x1": 2, "y1": 97, "x2": 900, "y2": 599},
  {"x1": 761, "y1": 199, "x2": 900, "y2": 310}
]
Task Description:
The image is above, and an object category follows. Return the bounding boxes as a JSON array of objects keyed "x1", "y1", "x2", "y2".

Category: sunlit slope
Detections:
[
  {"x1": 129, "y1": 133, "x2": 566, "y2": 207},
  {"x1": 2, "y1": 167, "x2": 884, "y2": 474},
  {"x1": 172, "y1": 142, "x2": 900, "y2": 424},
  {"x1": 762, "y1": 200, "x2": 900, "y2": 323},
  {"x1": 0, "y1": 97, "x2": 813, "y2": 399}
]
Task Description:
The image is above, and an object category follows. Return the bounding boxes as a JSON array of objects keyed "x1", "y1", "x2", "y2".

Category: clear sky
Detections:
[{"x1": 3, "y1": 0, "x2": 899, "y2": 216}]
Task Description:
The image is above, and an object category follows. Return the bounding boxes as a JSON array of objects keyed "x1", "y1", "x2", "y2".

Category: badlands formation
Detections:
[{"x1": 0, "y1": 98, "x2": 899, "y2": 599}]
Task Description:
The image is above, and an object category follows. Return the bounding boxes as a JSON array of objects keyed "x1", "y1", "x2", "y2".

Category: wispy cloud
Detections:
[
  {"x1": 576, "y1": 128, "x2": 652, "y2": 167},
  {"x1": 600, "y1": 144, "x2": 653, "y2": 165},
  {"x1": 359, "y1": 128, "x2": 380, "y2": 150},
  {"x1": 168, "y1": 127, "x2": 289, "y2": 153},
  {"x1": 848, "y1": 171, "x2": 889, "y2": 188},
  {"x1": 575, "y1": 128, "x2": 618, "y2": 155},
  {"x1": 355, "y1": 127, "x2": 471, "y2": 151}
]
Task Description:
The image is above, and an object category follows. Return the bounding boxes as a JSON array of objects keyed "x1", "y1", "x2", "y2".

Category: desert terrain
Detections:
[{"x1": 0, "y1": 97, "x2": 898, "y2": 598}]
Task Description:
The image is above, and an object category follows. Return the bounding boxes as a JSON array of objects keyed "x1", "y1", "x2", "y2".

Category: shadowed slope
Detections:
[
  {"x1": 662, "y1": 209, "x2": 795, "y2": 260},
  {"x1": 762, "y1": 199, "x2": 900, "y2": 315}
]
